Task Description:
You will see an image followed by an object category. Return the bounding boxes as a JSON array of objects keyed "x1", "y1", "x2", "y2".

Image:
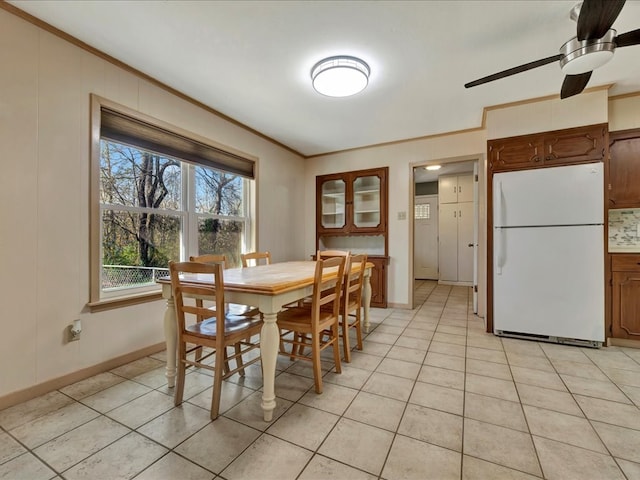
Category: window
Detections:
[
  {"x1": 415, "y1": 203, "x2": 430, "y2": 220},
  {"x1": 90, "y1": 95, "x2": 256, "y2": 307}
]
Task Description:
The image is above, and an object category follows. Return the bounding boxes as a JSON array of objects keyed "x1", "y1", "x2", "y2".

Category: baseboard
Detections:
[
  {"x1": 388, "y1": 302, "x2": 411, "y2": 309},
  {"x1": 0, "y1": 342, "x2": 166, "y2": 411},
  {"x1": 607, "y1": 337, "x2": 640, "y2": 349}
]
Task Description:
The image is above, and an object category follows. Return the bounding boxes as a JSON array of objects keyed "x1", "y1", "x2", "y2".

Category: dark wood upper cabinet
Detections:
[
  {"x1": 316, "y1": 167, "x2": 388, "y2": 235},
  {"x1": 609, "y1": 128, "x2": 640, "y2": 208},
  {"x1": 488, "y1": 136, "x2": 544, "y2": 171},
  {"x1": 488, "y1": 123, "x2": 607, "y2": 172},
  {"x1": 544, "y1": 124, "x2": 607, "y2": 166}
]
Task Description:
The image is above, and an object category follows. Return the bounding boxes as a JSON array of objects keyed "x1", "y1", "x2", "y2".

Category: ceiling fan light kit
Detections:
[
  {"x1": 311, "y1": 55, "x2": 370, "y2": 97},
  {"x1": 464, "y1": 0, "x2": 640, "y2": 99},
  {"x1": 559, "y1": 29, "x2": 616, "y2": 75}
]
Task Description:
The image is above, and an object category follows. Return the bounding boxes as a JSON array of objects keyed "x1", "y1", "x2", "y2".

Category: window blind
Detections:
[{"x1": 100, "y1": 107, "x2": 255, "y2": 179}]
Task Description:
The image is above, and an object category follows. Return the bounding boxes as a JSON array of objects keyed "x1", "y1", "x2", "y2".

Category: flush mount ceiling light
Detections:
[
  {"x1": 426, "y1": 165, "x2": 442, "y2": 171},
  {"x1": 311, "y1": 56, "x2": 370, "y2": 97}
]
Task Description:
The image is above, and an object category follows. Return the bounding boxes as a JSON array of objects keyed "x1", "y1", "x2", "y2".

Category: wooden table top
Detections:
[
  {"x1": 158, "y1": 261, "x2": 332, "y2": 295},
  {"x1": 158, "y1": 260, "x2": 371, "y2": 296}
]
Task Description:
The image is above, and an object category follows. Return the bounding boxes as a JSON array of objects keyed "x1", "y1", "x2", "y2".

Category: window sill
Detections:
[{"x1": 88, "y1": 291, "x2": 163, "y2": 312}]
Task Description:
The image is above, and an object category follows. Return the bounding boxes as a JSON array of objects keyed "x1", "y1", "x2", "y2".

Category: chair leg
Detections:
[
  {"x1": 341, "y1": 314, "x2": 352, "y2": 363},
  {"x1": 210, "y1": 346, "x2": 225, "y2": 421},
  {"x1": 312, "y1": 333, "x2": 323, "y2": 394},
  {"x1": 234, "y1": 342, "x2": 245, "y2": 376},
  {"x1": 175, "y1": 341, "x2": 187, "y2": 406},
  {"x1": 331, "y1": 322, "x2": 342, "y2": 374},
  {"x1": 354, "y1": 309, "x2": 364, "y2": 351}
]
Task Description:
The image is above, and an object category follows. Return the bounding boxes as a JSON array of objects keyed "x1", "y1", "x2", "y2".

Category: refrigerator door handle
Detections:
[
  {"x1": 495, "y1": 180, "x2": 505, "y2": 275},
  {"x1": 495, "y1": 227, "x2": 505, "y2": 275}
]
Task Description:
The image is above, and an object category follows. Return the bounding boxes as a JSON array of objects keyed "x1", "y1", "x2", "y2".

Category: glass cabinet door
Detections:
[
  {"x1": 353, "y1": 175, "x2": 380, "y2": 228},
  {"x1": 321, "y1": 179, "x2": 346, "y2": 229}
]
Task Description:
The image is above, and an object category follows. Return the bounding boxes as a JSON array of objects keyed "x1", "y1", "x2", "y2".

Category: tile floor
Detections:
[{"x1": 2, "y1": 281, "x2": 640, "y2": 479}]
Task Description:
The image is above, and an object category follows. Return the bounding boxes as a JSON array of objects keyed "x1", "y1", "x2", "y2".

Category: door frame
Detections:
[{"x1": 409, "y1": 154, "x2": 487, "y2": 317}]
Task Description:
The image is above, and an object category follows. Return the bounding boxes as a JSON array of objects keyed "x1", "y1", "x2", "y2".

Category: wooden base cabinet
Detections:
[
  {"x1": 612, "y1": 255, "x2": 640, "y2": 340},
  {"x1": 367, "y1": 256, "x2": 387, "y2": 308}
]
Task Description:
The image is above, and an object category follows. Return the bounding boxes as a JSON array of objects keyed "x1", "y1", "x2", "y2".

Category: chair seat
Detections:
[
  {"x1": 277, "y1": 307, "x2": 336, "y2": 332},
  {"x1": 226, "y1": 303, "x2": 259, "y2": 317},
  {"x1": 186, "y1": 314, "x2": 262, "y2": 338}
]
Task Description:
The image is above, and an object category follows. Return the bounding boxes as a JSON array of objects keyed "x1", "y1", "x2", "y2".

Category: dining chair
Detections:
[
  {"x1": 339, "y1": 253, "x2": 367, "y2": 362},
  {"x1": 277, "y1": 255, "x2": 346, "y2": 393},
  {"x1": 189, "y1": 253, "x2": 259, "y2": 317},
  {"x1": 298, "y1": 251, "x2": 366, "y2": 363},
  {"x1": 241, "y1": 251, "x2": 271, "y2": 267},
  {"x1": 169, "y1": 260, "x2": 262, "y2": 420},
  {"x1": 189, "y1": 254, "x2": 259, "y2": 365}
]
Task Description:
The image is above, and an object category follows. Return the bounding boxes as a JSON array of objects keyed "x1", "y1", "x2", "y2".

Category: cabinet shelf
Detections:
[{"x1": 354, "y1": 189, "x2": 379, "y2": 195}]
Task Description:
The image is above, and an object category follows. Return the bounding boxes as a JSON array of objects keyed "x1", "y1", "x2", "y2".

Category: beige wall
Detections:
[
  {"x1": 0, "y1": 10, "x2": 305, "y2": 399},
  {"x1": 305, "y1": 89, "x2": 629, "y2": 313}
]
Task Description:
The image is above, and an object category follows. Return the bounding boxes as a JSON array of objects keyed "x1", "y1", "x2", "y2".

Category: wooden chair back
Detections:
[
  {"x1": 169, "y1": 260, "x2": 225, "y2": 338},
  {"x1": 344, "y1": 253, "x2": 367, "y2": 311},
  {"x1": 189, "y1": 253, "x2": 227, "y2": 267},
  {"x1": 311, "y1": 255, "x2": 347, "y2": 324},
  {"x1": 317, "y1": 249, "x2": 349, "y2": 260},
  {"x1": 241, "y1": 251, "x2": 272, "y2": 267}
]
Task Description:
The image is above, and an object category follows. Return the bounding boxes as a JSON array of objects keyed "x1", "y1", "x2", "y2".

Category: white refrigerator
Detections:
[{"x1": 493, "y1": 162, "x2": 604, "y2": 347}]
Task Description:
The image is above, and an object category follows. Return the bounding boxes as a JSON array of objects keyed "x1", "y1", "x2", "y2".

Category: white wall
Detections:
[
  {"x1": 609, "y1": 94, "x2": 640, "y2": 131},
  {"x1": 0, "y1": 10, "x2": 305, "y2": 399},
  {"x1": 305, "y1": 130, "x2": 487, "y2": 309}
]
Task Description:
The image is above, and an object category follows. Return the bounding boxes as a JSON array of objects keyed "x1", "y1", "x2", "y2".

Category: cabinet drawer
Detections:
[{"x1": 612, "y1": 255, "x2": 640, "y2": 271}]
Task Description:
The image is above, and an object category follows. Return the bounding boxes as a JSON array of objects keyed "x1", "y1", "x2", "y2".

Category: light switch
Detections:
[{"x1": 397, "y1": 211, "x2": 407, "y2": 220}]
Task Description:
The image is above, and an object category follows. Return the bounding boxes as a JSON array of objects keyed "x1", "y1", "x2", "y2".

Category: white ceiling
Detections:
[{"x1": 9, "y1": 0, "x2": 640, "y2": 157}]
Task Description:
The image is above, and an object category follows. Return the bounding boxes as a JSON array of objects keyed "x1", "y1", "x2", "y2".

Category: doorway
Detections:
[{"x1": 412, "y1": 158, "x2": 479, "y2": 312}]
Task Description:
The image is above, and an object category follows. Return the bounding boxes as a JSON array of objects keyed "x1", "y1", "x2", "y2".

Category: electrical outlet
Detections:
[{"x1": 68, "y1": 319, "x2": 81, "y2": 342}]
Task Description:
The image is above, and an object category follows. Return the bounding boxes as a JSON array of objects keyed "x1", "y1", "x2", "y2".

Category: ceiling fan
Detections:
[{"x1": 464, "y1": 0, "x2": 640, "y2": 99}]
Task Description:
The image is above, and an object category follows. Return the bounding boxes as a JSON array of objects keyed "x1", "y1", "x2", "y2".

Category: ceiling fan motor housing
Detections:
[{"x1": 560, "y1": 29, "x2": 616, "y2": 75}]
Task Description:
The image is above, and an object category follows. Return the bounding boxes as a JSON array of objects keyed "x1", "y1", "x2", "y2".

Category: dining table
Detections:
[{"x1": 158, "y1": 260, "x2": 373, "y2": 421}]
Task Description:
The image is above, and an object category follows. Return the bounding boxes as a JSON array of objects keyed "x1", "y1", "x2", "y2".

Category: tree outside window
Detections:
[{"x1": 99, "y1": 139, "x2": 248, "y2": 294}]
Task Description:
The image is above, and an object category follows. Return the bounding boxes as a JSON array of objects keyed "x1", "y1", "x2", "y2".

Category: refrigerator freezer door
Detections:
[
  {"x1": 494, "y1": 162, "x2": 603, "y2": 227},
  {"x1": 494, "y1": 225, "x2": 604, "y2": 342}
]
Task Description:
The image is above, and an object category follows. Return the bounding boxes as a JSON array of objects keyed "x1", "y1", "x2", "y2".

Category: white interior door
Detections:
[
  {"x1": 472, "y1": 162, "x2": 479, "y2": 313},
  {"x1": 457, "y1": 202, "x2": 474, "y2": 283},
  {"x1": 414, "y1": 195, "x2": 439, "y2": 279},
  {"x1": 438, "y1": 203, "x2": 458, "y2": 281}
]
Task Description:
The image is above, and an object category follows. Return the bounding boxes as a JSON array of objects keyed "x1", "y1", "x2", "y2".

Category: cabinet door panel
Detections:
[
  {"x1": 612, "y1": 272, "x2": 640, "y2": 339},
  {"x1": 610, "y1": 131, "x2": 640, "y2": 208},
  {"x1": 457, "y1": 174, "x2": 474, "y2": 203},
  {"x1": 544, "y1": 125, "x2": 605, "y2": 166},
  {"x1": 353, "y1": 174, "x2": 381, "y2": 230},
  {"x1": 438, "y1": 176, "x2": 458, "y2": 204},
  {"x1": 489, "y1": 137, "x2": 544, "y2": 171},
  {"x1": 368, "y1": 257, "x2": 387, "y2": 307},
  {"x1": 438, "y1": 203, "x2": 458, "y2": 281}
]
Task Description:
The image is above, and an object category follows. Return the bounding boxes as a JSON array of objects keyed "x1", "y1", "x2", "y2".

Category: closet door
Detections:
[
  {"x1": 438, "y1": 203, "x2": 458, "y2": 282},
  {"x1": 457, "y1": 202, "x2": 474, "y2": 282}
]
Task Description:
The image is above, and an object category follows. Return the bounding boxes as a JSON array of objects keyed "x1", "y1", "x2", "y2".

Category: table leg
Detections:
[
  {"x1": 363, "y1": 274, "x2": 372, "y2": 333},
  {"x1": 163, "y1": 296, "x2": 177, "y2": 388},
  {"x1": 260, "y1": 312, "x2": 279, "y2": 422}
]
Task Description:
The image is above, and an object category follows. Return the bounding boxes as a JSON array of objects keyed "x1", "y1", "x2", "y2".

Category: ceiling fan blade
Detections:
[
  {"x1": 577, "y1": 0, "x2": 626, "y2": 41},
  {"x1": 616, "y1": 28, "x2": 640, "y2": 47},
  {"x1": 560, "y1": 72, "x2": 593, "y2": 99},
  {"x1": 465, "y1": 54, "x2": 563, "y2": 88}
]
